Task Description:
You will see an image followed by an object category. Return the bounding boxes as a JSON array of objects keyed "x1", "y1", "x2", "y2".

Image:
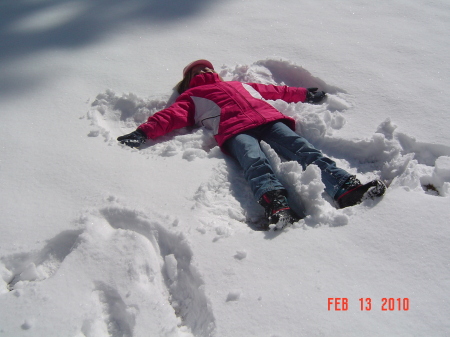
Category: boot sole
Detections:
[{"x1": 336, "y1": 180, "x2": 386, "y2": 209}]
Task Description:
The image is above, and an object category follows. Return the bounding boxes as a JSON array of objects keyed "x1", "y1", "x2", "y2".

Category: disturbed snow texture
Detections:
[
  {"x1": 1, "y1": 0, "x2": 450, "y2": 336},
  {"x1": 3, "y1": 59, "x2": 449, "y2": 337}
]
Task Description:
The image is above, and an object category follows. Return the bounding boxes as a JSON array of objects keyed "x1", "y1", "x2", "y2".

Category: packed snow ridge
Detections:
[{"x1": 1, "y1": 205, "x2": 215, "y2": 337}]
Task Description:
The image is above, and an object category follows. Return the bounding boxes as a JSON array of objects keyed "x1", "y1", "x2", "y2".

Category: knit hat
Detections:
[{"x1": 182, "y1": 59, "x2": 214, "y2": 77}]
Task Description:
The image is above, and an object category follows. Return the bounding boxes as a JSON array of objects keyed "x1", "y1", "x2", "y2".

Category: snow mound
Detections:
[
  {"x1": 261, "y1": 141, "x2": 349, "y2": 227},
  {"x1": 1, "y1": 205, "x2": 215, "y2": 337}
]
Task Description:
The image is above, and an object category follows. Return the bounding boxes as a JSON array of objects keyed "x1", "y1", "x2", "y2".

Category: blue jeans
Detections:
[{"x1": 225, "y1": 121, "x2": 352, "y2": 201}]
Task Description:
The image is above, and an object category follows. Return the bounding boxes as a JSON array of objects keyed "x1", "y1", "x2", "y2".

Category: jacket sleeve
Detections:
[
  {"x1": 246, "y1": 83, "x2": 308, "y2": 103},
  {"x1": 137, "y1": 94, "x2": 195, "y2": 139}
]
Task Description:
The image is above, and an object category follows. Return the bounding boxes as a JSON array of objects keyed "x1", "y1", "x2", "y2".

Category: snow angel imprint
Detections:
[{"x1": 117, "y1": 59, "x2": 386, "y2": 230}]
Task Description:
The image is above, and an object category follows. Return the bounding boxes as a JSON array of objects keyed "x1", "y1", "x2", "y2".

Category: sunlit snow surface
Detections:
[{"x1": 1, "y1": 1, "x2": 450, "y2": 336}]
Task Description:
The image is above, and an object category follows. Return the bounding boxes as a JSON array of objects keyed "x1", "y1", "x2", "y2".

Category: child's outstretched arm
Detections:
[
  {"x1": 117, "y1": 95, "x2": 195, "y2": 148},
  {"x1": 246, "y1": 83, "x2": 326, "y2": 104}
]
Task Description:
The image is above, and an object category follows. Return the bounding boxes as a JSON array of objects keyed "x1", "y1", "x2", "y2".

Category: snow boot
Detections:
[
  {"x1": 335, "y1": 176, "x2": 386, "y2": 209},
  {"x1": 259, "y1": 190, "x2": 298, "y2": 230}
]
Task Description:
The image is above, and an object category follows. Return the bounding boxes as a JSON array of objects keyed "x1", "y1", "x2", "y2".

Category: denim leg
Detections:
[
  {"x1": 225, "y1": 130, "x2": 285, "y2": 201},
  {"x1": 262, "y1": 122, "x2": 352, "y2": 199}
]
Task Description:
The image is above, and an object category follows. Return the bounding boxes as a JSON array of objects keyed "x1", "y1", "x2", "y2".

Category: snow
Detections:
[{"x1": 1, "y1": 0, "x2": 449, "y2": 336}]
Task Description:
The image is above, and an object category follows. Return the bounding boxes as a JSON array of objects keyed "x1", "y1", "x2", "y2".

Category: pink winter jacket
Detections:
[{"x1": 137, "y1": 72, "x2": 308, "y2": 149}]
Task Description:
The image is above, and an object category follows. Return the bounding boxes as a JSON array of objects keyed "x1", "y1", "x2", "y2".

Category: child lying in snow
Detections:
[{"x1": 117, "y1": 59, "x2": 386, "y2": 230}]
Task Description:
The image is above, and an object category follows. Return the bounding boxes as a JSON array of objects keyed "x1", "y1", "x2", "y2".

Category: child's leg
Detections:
[
  {"x1": 262, "y1": 122, "x2": 352, "y2": 199},
  {"x1": 225, "y1": 131, "x2": 285, "y2": 201}
]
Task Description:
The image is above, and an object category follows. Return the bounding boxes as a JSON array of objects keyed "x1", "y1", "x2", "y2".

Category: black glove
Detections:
[
  {"x1": 306, "y1": 87, "x2": 327, "y2": 104},
  {"x1": 117, "y1": 129, "x2": 147, "y2": 148}
]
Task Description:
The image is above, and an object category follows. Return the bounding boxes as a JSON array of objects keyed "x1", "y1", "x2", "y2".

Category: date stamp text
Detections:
[{"x1": 328, "y1": 298, "x2": 410, "y2": 311}]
